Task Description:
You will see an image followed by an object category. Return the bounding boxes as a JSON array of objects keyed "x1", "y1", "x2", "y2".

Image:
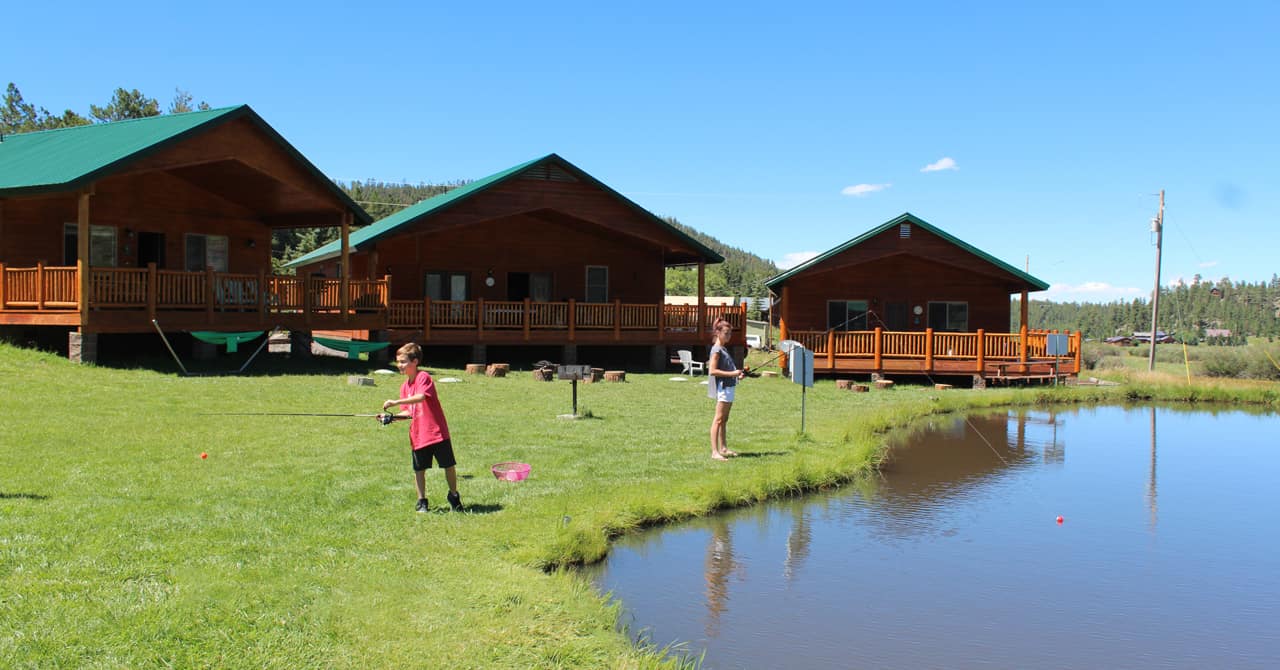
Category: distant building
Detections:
[{"x1": 1204, "y1": 328, "x2": 1232, "y2": 338}]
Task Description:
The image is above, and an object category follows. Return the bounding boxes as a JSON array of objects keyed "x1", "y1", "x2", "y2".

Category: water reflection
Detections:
[
  {"x1": 586, "y1": 406, "x2": 1280, "y2": 669},
  {"x1": 702, "y1": 515, "x2": 737, "y2": 638}
]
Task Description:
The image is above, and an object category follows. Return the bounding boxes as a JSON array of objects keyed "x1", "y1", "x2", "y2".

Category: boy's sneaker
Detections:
[
  {"x1": 447, "y1": 491, "x2": 463, "y2": 511},
  {"x1": 415, "y1": 498, "x2": 429, "y2": 513}
]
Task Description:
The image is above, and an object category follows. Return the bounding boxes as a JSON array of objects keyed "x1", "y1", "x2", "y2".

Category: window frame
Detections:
[
  {"x1": 585, "y1": 265, "x2": 608, "y2": 303},
  {"x1": 63, "y1": 222, "x2": 119, "y2": 267},
  {"x1": 183, "y1": 233, "x2": 229, "y2": 272},
  {"x1": 826, "y1": 299, "x2": 869, "y2": 331},
  {"x1": 927, "y1": 301, "x2": 969, "y2": 332}
]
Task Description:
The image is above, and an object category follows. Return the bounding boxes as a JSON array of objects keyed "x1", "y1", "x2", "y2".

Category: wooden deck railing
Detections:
[
  {"x1": 387, "y1": 299, "x2": 747, "y2": 340},
  {"x1": 0, "y1": 264, "x2": 390, "y2": 318},
  {"x1": 0, "y1": 264, "x2": 740, "y2": 342},
  {"x1": 784, "y1": 327, "x2": 1082, "y2": 374}
]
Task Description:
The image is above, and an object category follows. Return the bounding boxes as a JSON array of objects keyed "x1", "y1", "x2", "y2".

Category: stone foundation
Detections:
[{"x1": 68, "y1": 331, "x2": 97, "y2": 364}]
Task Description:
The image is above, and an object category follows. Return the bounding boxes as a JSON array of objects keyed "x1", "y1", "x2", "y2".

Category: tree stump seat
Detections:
[
  {"x1": 532, "y1": 368, "x2": 554, "y2": 382},
  {"x1": 465, "y1": 363, "x2": 486, "y2": 375},
  {"x1": 604, "y1": 370, "x2": 626, "y2": 382},
  {"x1": 583, "y1": 367, "x2": 604, "y2": 383},
  {"x1": 836, "y1": 379, "x2": 853, "y2": 390},
  {"x1": 934, "y1": 383, "x2": 953, "y2": 390},
  {"x1": 874, "y1": 379, "x2": 895, "y2": 390},
  {"x1": 852, "y1": 384, "x2": 869, "y2": 392},
  {"x1": 485, "y1": 363, "x2": 509, "y2": 377}
]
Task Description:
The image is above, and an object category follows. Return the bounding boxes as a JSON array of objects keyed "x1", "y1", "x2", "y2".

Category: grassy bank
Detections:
[{"x1": 2, "y1": 343, "x2": 1276, "y2": 668}]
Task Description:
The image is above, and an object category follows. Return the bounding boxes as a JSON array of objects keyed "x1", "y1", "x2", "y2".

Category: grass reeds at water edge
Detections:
[{"x1": 0, "y1": 342, "x2": 1275, "y2": 668}]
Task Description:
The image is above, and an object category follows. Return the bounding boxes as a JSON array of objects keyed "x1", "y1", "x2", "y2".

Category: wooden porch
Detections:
[
  {"x1": 385, "y1": 299, "x2": 743, "y2": 345},
  {"x1": 0, "y1": 263, "x2": 389, "y2": 332},
  {"x1": 782, "y1": 327, "x2": 1082, "y2": 382},
  {"x1": 0, "y1": 263, "x2": 744, "y2": 345}
]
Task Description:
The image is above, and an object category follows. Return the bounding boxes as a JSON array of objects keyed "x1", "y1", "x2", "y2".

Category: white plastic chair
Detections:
[{"x1": 678, "y1": 349, "x2": 704, "y2": 376}]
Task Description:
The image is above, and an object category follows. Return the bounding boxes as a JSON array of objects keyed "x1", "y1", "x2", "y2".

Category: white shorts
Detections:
[{"x1": 716, "y1": 386, "x2": 736, "y2": 403}]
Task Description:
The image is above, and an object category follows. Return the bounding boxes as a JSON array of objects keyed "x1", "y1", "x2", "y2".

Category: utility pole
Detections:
[{"x1": 1147, "y1": 190, "x2": 1164, "y2": 371}]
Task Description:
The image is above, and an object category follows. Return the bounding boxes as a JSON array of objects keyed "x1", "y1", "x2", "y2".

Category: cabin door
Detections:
[
  {"x1": 138, "y1": 232, "x2": 165, "y2": 268},
  {"x1": 885, "y1": 302, "x2": 909, "y2": 330}
]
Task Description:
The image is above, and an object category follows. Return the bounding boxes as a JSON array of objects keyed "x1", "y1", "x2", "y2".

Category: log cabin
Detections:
[
  {"x1": 766, "y1": 213, "x2": 1080, "y2": 386},
  {"x1": 0, "y1": 105, "x2": 376, "y2": 362},
  {"x1": 286, "y1": 153, "x2": 742, "y2": 368}
]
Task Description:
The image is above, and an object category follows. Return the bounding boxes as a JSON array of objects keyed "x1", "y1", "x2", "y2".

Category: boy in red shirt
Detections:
[{"x1": 380, "y1": 343, "x2": 462, "y2": 512}]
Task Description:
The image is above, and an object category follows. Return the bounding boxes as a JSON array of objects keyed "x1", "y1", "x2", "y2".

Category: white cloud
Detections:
[
  {"x1": 841, "y1": 183, "x2": 891, "y2": 197},
  {"x1": 777, "y1": 251, "x2": 819, "y2": 270},
  {"x1": 920, "y1": 157, "x2": 958, "y2": 172},
  {"x1": 1044, "y1": 282, "x2": 1145, "y2": 303},
  {"x1": 1198, "y1": 260, "x2": 1219, "y2": 268}
]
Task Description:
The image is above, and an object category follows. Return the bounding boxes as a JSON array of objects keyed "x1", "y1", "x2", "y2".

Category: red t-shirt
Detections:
[{"x1": 401, "y1": 370, "x2": 451, "y2": 449}]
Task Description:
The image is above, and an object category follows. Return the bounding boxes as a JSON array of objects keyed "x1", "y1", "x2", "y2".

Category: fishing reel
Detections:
[{"x1": 377, "y1": 413, "x2": 397, "y2": 426}]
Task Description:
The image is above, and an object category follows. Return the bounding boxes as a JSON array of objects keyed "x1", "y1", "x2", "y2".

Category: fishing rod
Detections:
[
  {"x1": 200, "y1": 412, "x2": 408, "y2": 425},
  {"x1": 744, "y1": 309, "x2": 882, "y2": 375}
]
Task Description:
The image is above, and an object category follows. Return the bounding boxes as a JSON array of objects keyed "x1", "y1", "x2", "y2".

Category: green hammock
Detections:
[
  {"x1": 313, "y1": 336, "x2": 392, "y2": 360},
  {"x1": 190, "y1": 331, "x2": 265, "y2": 353}
]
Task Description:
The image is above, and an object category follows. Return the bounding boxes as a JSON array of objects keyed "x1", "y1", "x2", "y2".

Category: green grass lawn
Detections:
[{"x1": 2, "y1": 343, "x2": 1276, "y2": 668}]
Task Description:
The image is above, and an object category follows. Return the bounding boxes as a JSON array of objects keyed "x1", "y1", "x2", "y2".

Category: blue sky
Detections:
[{"x1": 5, "y1": 1, "x2": 1277, "y2": 302}]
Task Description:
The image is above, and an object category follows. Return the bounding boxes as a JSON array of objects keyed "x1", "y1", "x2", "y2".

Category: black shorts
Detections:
[{"x1": 412, "y1": 438, "x2": 457, "y2": 471}]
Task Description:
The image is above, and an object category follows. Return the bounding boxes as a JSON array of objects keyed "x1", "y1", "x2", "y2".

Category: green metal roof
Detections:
[
  {"x1": 764, "y1": 212, "x2": 1049, "y2": 292},
  {"x1": 286, "y1": 153, "x2": 723, "y2": 268},
  {"x1": 0, "y1": 105, "x2": 371, "y2": 223}
]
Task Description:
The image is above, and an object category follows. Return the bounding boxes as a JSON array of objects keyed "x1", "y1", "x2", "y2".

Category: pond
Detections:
[{"x1": 582, "y1": 406, "x2": 1280, "y2": 669}]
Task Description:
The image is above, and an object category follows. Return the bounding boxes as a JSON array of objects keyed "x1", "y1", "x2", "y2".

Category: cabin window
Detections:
[
  {"x1": 928, "y1": 301, "x2": 968, "y2": 331},
  {"x1": 424, "y1": 271, "x2": 470, "y2": 301},
  {"x1": 508, "y1": 272, "x2": 553, "y2": 302},
  {"x1": 62, "y1": 223, "x2": 118, "y2": 267},
  {"x1": 585, "y1": 266, "x2": 608, "y2": 303},
  {"x1": 184, "y1": 234, "x2": 228, "y2": 272},
  {"x1": 827, "y1": 300, "x2": 869, "y2": 330}
]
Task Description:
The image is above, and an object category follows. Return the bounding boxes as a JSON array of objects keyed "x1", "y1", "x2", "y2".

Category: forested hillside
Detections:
[
  {"x1": 272, "y1": 180, "x2": 463, "y2": 271},
  {"x1": 661, "y1": 217, "x2": 778, "y2": 316},
  {"x1": 1021, "y1": 276, "x2": 1280, "y2": 342}
]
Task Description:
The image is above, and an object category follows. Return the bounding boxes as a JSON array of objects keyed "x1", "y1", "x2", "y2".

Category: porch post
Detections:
[
  {"x1": 524, "y1": 298, "x2": 531, "y2": 341},
  {"x1": 1074, "y1": 330, "x2": 1083, "y2": 374},
  {"x1": 613, "y1": 299, "x2": 621, "y2": 341},
  {"x1": 205, "y1": 266, "x2": 215, "y2": 322},
  {"x1": 423, "y1": 297, "x2": 431, "y2": 342},
  {"x1": 147, "y1": 263, "x2": 158, "y2": 320},
  {"x1": 1019, "y1": 290, "x2": 1029, "y2": 329},
  {"x1": 697, "y1": 261, "x2": 706, "y2": 336},
  {"x1": 826, "y1": 329, "x2": 835, "y2": 370},
  {"x1": 257, "y1": 268, "x2": 266, "y2": 325},
  {"x1": 1019, "y1": 324, "x2": 1029, "y2": 373},
  {"x1": 976, "y1": 328, "x2": 986, "y2": 375},
  {"x1": 568, "y1": 298, "x2": 576, "y2": 342},
  {"x1": 873, "y1": 327, "x2": 883, "y2": 372},
  {"x1": 779, "y1": 285, "x2": 790, "y2": 372},
  {"x1": 77, "y1": 189, "x2": 92, "y2": 325},
  {"x1": 36, "y1": 262, "x2": 45, "y2": 310},
  {"x1": 924, "y1": 327, "x2": 935, "y2": 372},
  {"x1": 340, "y1": 212, "x2": 351, "y2": 323},
  {"x1": 657, "y1": 300, "x2": 665, "y2": 342}
]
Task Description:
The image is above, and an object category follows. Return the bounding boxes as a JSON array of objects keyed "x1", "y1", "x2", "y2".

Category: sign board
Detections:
[
  {"x1": 1046, "y1": 334, "x2": 1070, "y2": 356},
  {"x1": 557, "y1": 364, "x2": 592, "y2": 380},
  {"x1": 787, "y1": 344, "x2": 814, "y2": 388}
]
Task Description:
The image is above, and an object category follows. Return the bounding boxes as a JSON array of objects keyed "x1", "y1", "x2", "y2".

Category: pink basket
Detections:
[{"x1": 491, "y1": 461, "x2": 531, "y2": 482}]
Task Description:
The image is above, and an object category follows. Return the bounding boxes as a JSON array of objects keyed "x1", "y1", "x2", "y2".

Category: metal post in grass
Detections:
[
  {"x1": 557, "y1": 364, "x2": 591, "y2": 419},
  {"x1": 785, "y1": 342, "x2": 814, "y2": 434}
]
